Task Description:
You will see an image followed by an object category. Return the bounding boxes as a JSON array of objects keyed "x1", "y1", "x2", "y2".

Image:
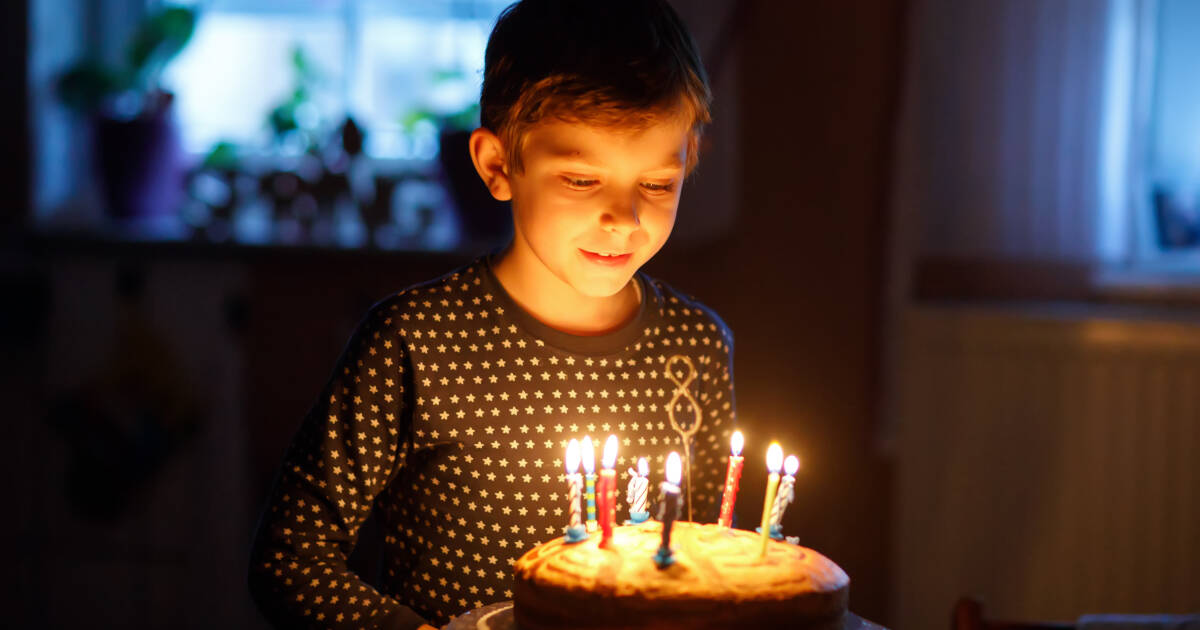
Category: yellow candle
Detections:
[{"x1": 758, "y1": 443, "x2": 784, "y2": 558}]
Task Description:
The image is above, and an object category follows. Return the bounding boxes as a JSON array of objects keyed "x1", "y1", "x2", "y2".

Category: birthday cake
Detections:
[{"x1": 512, "y1": 521, "x2": 849, "y2": 630}]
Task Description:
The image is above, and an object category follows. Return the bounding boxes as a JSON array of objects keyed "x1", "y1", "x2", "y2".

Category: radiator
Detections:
[{"x1": 892, "y1": 306, "x2": 1200, "y2": 630}]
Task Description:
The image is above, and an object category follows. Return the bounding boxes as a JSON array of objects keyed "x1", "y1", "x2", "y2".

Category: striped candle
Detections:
[
  {"x1": 769, "y1": 455, "x2": 799, "y2": 528},
  {"x1": 582, "y1": 436, "x2": 597, "y2": 531},
  {"x1": 718, "y1": 430, "x2": 745, "y2": 528}
]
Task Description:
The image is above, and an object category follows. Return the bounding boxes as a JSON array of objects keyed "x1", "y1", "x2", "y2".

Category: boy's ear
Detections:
[{"x1": 468, "y1": 128, "x2": 513, "y2": 202}]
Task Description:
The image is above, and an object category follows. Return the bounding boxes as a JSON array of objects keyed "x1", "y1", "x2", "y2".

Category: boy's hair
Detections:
[{"x1": 480, "y1": 0, "x2": 712, "y2": 175}]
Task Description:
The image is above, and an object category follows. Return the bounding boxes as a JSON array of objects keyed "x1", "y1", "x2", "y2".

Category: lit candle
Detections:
[
  {"x1": 625, "y1": 457, "x2": 650, "y2": 524},
  {"x1": 717, "y1": 430, "x2": 745, "y2": 528},
  {"x1": 563, "y1": 439, "x2": 588, "y2": 543},
  {"x1": 582, "y1": 436, "x2": 597, "y2": 532},
  {"x1": 654, "y1": 451, "x2": 683, "y2": 568},
  {"x1": 598, "y1": 435, "x2": 619, "y2": 548},
  {"x1": 768, "y1": 455, "x2": 800, "y2": 540},
  {"x1": 758, "y1": 443, "x2": 784, "y2": 558}
]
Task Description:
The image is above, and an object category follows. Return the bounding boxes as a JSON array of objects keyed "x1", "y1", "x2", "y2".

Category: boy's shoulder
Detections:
[
  {"x1": 640, "y1": 273, "x2": 734, "y2": 352},
  {"x1": 376, "y1": 257, "x2": 491, "y2": 308},
  {"x1": 357, "y1": 257, "x2": 493, "y2": 328}
]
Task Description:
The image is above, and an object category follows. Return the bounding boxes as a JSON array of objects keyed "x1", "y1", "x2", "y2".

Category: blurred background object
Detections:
[
  {"x1": 33, "y1": 0, "x2": 525, "y2": 250},
  {"x1": 56, "y1": 5, "x2": 196, "y2": 223}
]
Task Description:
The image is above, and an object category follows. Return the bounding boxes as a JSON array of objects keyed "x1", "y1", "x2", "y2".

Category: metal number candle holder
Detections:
[{"x1": 665, "y1": 354, "x2": 703, "y2": 522}]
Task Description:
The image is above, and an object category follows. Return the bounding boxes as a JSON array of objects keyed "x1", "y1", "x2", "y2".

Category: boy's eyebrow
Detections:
[{"x1": 547, "y1": 147, "x2": 684, "y2": 171}]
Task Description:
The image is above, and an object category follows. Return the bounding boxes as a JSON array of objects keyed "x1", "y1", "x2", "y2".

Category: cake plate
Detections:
[{"x1": 442, "y1": 601, "x2": 890, "y2": 630}]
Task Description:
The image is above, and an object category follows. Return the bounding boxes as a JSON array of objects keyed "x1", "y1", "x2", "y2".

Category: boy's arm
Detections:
[
  {"x1": 693, "y1": 324, "x2": 737, "y2": 522},
  {"x1": 248, "y1": 302, "x2": 428, "y2": 630}
]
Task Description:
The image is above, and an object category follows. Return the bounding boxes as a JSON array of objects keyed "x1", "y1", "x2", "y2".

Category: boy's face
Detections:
[{"x1": 505, "y1": 116, "x2": 691, "y2": 298}]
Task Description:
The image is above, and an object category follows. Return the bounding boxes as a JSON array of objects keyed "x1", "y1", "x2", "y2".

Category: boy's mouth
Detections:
[{"x1": 580, "y1": 249, "x2": 633, "y2": 267}]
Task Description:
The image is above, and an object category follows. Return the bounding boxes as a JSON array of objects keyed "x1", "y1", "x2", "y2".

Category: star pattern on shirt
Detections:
[{"x1": 250, "y1": 258, "x2": 737, "y2": 629}]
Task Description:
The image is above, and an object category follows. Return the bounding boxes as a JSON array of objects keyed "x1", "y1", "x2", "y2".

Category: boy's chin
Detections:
[{"x1": 571, "y1": 274, "x2": 635, "y2": 299}]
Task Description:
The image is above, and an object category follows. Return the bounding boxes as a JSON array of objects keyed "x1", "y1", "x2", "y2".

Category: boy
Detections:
[{"x1": 249, "y1": 1, "x2": 736, "y2": 628}]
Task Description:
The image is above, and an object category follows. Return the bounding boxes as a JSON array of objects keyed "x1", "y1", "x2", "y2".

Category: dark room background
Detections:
[{"x1": 6, "y1": 1, "x2": 1199, "y2": 629}]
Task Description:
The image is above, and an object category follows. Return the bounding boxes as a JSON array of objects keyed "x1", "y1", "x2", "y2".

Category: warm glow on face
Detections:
[
  {"x1": 767, "y1": 443, "x2": 783, "y2": 473},
  {"x1": 784, "y1": 455, "x2": 800, "y2": 476},
  {"x1": 582, "y1": 436, "x2": 595, "y2": 474},
  {"x1": 566, "y1": 439, "x2": 581, "y2": 473},
  {"x1": 731, "y1": 430, "x2": 744, "y2": 456},
  {"x1": 504, "y1": 118, "x2": 689, "y2": 299},
  {"x1": 602, "y1": 435, "x2": 618, "y2": 469},
  {"x1": 637, "y1": 457, "x2": 649, "y2": 477},
  {"x1": 666, "y1": 451, "x2": 682, "y2": 485}
]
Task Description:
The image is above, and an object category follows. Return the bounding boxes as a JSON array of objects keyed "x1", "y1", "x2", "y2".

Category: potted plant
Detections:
[{"x1": 57, "y1": 6, "x2": 197, "y2": 221}]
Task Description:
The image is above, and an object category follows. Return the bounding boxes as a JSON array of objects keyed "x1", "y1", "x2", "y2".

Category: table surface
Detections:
[{"x1": 443, "y1": 601, "x2": 889, "y2": 630}]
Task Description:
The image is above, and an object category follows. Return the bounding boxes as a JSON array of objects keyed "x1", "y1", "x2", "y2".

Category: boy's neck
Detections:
[{"x1": 492, "y1": 245, "x2": 642, "y2": 337}]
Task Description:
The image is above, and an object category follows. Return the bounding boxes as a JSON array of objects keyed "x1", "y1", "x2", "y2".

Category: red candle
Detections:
[
  {"x1": 598, "y1": 435, "x2": 619, "y2": 548},
  {"x1": 718, "y1": 430, "x2": 745, "y2": 528}
]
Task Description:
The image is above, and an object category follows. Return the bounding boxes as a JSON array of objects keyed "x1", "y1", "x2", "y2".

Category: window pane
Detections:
[
  {"x1": 1151, "y1": 0, "x2": 1200, "y2": 185},
  {"x1": 1146, "y1": 0, "x2": 1200, "y2": 254},
  {"x1": 164, "y1": 13, "x2": 346, "y2": 154},
  {"x1": 164, "y1": 1, "x2": 511, "y2": 158},
  {"x1": 353, "y1": 15, "x2": 493, "y2": 158}
]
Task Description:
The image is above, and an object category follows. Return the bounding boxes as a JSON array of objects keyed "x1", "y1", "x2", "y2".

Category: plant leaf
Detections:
[
  {"x1": 127, "y1": 7, "x2": 197, "y2": 76},
  {"x1": 202, "y1": 141, "x2": 240, "y2": 170},
  {"x1": 56, "y1": 63, "x2": 129, "y2": 112}
]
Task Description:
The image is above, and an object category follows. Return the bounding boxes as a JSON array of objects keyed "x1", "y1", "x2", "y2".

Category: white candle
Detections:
[{"x1": 769, "y1": 455, "x2": 800, "y2": 527}]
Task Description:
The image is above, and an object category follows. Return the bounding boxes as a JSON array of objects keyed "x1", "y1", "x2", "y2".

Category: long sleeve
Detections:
[
  {"x1": 691, "y1": 314, "x2": 736, "y2": 522},
  {"x1": 249, "y1": 301, "x2": 427, "y2": 630}
]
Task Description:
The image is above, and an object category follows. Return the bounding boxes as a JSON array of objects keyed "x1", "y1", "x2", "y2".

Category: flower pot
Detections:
[{"x1": 94, "y1": 103, "x2": 185, "y2": 221}]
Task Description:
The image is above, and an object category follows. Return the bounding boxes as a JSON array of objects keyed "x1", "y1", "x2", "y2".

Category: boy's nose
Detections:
[{"x1": 600, "y1": 196, "x2": 641, "y2": 233}]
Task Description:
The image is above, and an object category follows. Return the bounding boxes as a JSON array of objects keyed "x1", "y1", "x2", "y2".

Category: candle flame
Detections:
[
  {"x1": 666, "y1": 451, "x2": 682, "y2": 484},
  {"x1": 637, "y1": 457, "x2": 649, "y2": 477},
  {"x1": 784, "y1": 454, "x2": 800, "y2": 476},
  {"x1": 565, "y1": 439, "x2": 580, "y2": 473},
  {"x1": 601, "y1": 434, "x2": 618, "y2": 469},
  {"x1": 731, "y1": 430, "x2": 744, "y2": 456},
  {"x1": 581, "y1": 436, "x2": 595, "y2": 474},
  {"x1": 766, "y1": 443, "x2": 783, "y2": 473}
]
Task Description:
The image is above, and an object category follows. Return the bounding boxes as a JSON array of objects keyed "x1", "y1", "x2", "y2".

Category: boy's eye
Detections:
[
  {"x1": 562, "y1": 177, "x2": 599, "y2": 189},
  {"x1": 560, "y1": 177, "x2": 675, "y2": 193},
  {"x1": 641, "y1": 182, "x2": 675, "y2": 193}
]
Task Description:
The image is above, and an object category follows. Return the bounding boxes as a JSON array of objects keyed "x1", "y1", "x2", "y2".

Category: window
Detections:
[
  {"x1": 1141, "y1": 0, "x2": 1200, "y2": 264},
  {"x1": 33, "y1": 0, "x2": 513, "y2": 249},
  {"x1": 166, "y1": 0, "x2": 508, "y2": 161},
  {"x1": 164, "y1": 1, "x2": 512, "y2": 248}
]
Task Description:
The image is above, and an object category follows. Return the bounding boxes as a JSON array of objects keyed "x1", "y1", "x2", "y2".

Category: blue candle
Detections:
[{"x1": 654, "y1": 452, "x2": 683, "y2": 568}]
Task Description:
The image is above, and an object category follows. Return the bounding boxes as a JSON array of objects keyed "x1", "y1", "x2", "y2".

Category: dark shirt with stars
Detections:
[{"x1": 249, "y1": 255, "x2": 737, "y2": 629}]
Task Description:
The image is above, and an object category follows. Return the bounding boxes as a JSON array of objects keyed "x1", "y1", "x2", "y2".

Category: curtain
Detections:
[{"x1": 890, "y1": 0, "x2": 1146, "y2": 266}]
